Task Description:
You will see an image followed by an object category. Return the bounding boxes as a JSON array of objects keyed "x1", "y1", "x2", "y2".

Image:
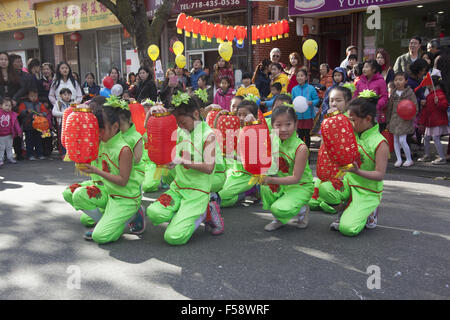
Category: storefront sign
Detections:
[
  {"x1": 0, "y1": 0, "x2": 36, "y2": 32},
  {"x1": 289, "y1": 0, "x2": 418, "y2": 16},
  {"x1": 145, "y1": 0, "x2": 247, "y2": 18},
  {"x1": 35, "y1": 0, "x2": 120, "y2": 35}
]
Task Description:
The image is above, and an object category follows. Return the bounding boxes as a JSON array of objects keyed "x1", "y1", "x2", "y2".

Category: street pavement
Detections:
[{"x1": 0, "y1": 147, "x2": 449, "y2": 300}]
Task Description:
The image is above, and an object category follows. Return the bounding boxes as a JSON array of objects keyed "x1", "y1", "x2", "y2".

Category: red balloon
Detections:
[
  {"x1": 103, "y1": 76, "x2": 114, "y2": 89},
  {"x1": 397, "y1": 99, "x2": 416, "y2": 121}
]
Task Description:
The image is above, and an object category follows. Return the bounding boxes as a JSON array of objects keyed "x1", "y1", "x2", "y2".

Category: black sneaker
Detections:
[{"x1": 84, "y1": 229, "x2": 94, "y2": 240}]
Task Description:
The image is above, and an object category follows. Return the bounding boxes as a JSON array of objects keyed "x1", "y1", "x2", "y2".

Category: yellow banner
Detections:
[
  {"x1": 35, "y1": 0, "x2": 120, "y2": 35},
  {"x1": 0, "y1": 0, "x2": 36, "y2": 32}
]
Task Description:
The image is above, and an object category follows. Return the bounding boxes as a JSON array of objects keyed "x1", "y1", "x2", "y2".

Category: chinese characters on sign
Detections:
[{"x1": 0, "y1": 0, "x2": 36, "y2": 32}]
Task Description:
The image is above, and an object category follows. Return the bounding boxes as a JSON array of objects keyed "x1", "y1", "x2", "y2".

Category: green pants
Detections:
[
  {"x1": 261, "y1": 182, "x2": 314, "y2": 224},
  {"x1": 161, "y1": 167, "x2": 176, "y2": 186},
  {"x1": 308, "y1": 178, "x2": 350, "y2": 214},
  {"x1": 339, "y1": 186, "x2": 382, "y2": 237},
  {"x1": 62, "y1": 181, "x2": 104, "y2": 227},
  {"x1": 218, "y1": 171, "x2": 253, "y2": 208},
  {"x1": 211, "y1": 171, "x2": 226, "y2": 193},
  {"x1": 72, "y1": 186, "x2": 141, "y2": 244},
  {"x1": 142, "y1": 161, "x2": 161, "y2": 193},
  {"x1": 146, "y1": 186, "x2": 209, "y2": 246}
]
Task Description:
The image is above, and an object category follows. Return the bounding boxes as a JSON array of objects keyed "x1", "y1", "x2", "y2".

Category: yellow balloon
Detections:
[
  {"x1": 175, "y1": 54, "x2": 186, "y2": 69},
  {"x1": 302, "y1": 39, "x2": 318, "y2": 60},
  {"x1": 147, "y1": 44, "x2": 159, "y2": 61},
  {"x1": 173, "y1": 41, "x2": 184, "y2": 56},
  {"x1": 218, "y1": 42, "x2": 233, "y2": 62}
]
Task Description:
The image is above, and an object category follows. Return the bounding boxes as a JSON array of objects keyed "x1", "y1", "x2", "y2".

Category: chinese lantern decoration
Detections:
[
  {"x1": 321, "y1": 113, "x2": 361, "y2": 175},
  {"x1": 214, "y1": 112, "x2": 240, "y2": 157},
  {"x1": 192, "y1": 18, "x2": 201, "y2": 39},
  {"x1": 129, "y1": 102, "x2": 146, "y2": 135},
  {"x1": 184, "y1": 15, "x2": 194, "y2": 37},
  {"x1": 282, "y1": 20, "x2": 290, "y2": 37},
  {"x1": 269, "y1": 23, "x2": 277, "y2": 41},
  {"x1": 200, "y1": 20, "x2": 208, "y2": 41},
  {"x1": 275, "y1": 21, "x2": 283, "y2": 39},
  {"x1": 316, "y1": 144, "x2": 343, "y2": 190},
  {"x1": 205, "y1": 108, "x2": 222, "y2": 129},
  {"x1": 206, "y1": 22, "x2": 214, "y2": 42},
  {"x1": 13, "y1": 31, "x2": 25, "y2": 41},
  {"x1": 61, "y1": 103, "x2": 76, "y2": 149},
  {"x1": 70, "y1": 32, "x2": 82, "y2": 43},
  {"x1": 226, "y1": 26, "x2": 235, "y2": 42},
  {"x1": 239, "y1": 121, "x2": 272, "y2": 185},
  {"x1": 65, "y1": 107, "x2": 100, "y2": 173},
  {"x1": 257, "y1": 25, "x2": 264, "y2": 43},
  {"x1": 146, "y1": 112, "x2": 178, "y2": 179},
  {"x1": 251, "y1": 26, "x2": 258, "y2": 44},
  {"x1": 176, "y1": 13, "x2": 187, "y2": 34},
  {"x1": 32, "y1": 115, "x2": 51, "y2": 138}
]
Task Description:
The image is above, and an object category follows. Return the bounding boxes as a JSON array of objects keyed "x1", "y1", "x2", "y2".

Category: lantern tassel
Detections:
[
  {"x1": 75, "y1": 163, "x2": 90, "y2": 177},
  {"x1": 335, "y1": 164, "x2": 354, "y2": 179},
  {"x1": 63, "y1": 154, "x2": 71, "y2": 162},
  {"x1": 248, "y1": 175, "x2": 265, "y2": 185},
  {"x1": 153, "y1": 165, "x2": 169, "y2": 181}
]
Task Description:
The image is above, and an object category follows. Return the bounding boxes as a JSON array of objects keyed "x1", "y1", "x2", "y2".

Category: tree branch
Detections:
[{"x1": 96, "y1": 0, "x2": 118, "y2": 17}]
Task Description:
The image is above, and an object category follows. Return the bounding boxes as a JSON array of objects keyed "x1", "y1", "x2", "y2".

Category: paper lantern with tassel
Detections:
[
  {"x1": 65, "y1": 107, "x2": 99, "y2": 173},
  {"x1": 269, "y1": 23, "x2": 277, "y2": 41},
  {"x1": 257, "y1": 25, "x2": 265, "y2": 43},
  {"x1": 192, "y1": 18, "x2": 201, "y2": 39},
  {"x1": 239, "y1": 120, "x2": 272, "y2": 185},
  {"x1": 146, "y1": 112, "x2": 178, "y2": 179},
  {"x1": 276, "y1": 21, "x2": 283, "y2": 39},
  {"x1": 129, "y1": 102, "x2": 146, "y2": 135},
  {"x1": 321, "y1": 112, "x2": 361, "y2": 176},
  {"x1": 226, "y1": 26, "x2": 235, "y2": 42},
  {"x1": 282, "y1": 20, "x2": 290, "y2": 37},
  {"x1": 61, "y1": 103, "x2": 77, "y2": 149},
  {"x1": 200, "y1": 20, "x2": 208, "y2": 41},
  {"x1": 176, "y1": 13, "x2": 186, "y2": 34},
  {"x1": 32, "y1": 115, "x2": 51, "y2": 138},
  {"x1": 184, "y1": 15, "x2": 194, "y2": 37},
  {"x1": 206, "y1": 22, "x2": 214, "y2": 42},
  {"x1": 251, "y1": 26, "x2": 258, "y2": 44},
  {"x1": 316, "y1": 144, "x2": 343, "y2": 190},
  {"x1": 214, "y1": 112, "x2": 240, "y2": 157}
]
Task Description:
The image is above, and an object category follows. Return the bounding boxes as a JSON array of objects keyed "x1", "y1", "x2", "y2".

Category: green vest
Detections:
[
  {"x1": 347, "y1": 124, "x2": 386, "y2": 193},
  {"x1": 97, "y1": 132, "x2": 142, "y2": 198},
  {"x1": 174, "y1": 121, "x2": 214, "y2": 193},
  {"x1": 270, "y1": 131, "x2": 313, "y2": 184}
]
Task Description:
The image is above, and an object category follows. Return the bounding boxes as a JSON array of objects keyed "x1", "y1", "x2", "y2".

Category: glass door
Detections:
[{"x1": 187, "y1": 51, "x2": 204, "y2": 71}]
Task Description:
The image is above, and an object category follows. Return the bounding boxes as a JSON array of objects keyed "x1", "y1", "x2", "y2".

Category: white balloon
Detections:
[
  {"x1": 293, "y1": 96, "x2": 308, "y2": 113},
  {"x1": 111, "y1": 84, "x2": 123, "y2": 96}
]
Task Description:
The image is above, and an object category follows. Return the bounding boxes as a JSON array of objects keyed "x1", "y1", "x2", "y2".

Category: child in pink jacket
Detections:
[
  {"x1": 0, "y1": 98, "x2": 22, "y2": 165},
  {"x1": 214, "y1": 76, "x2": 235, "y2": 111},
  {"x1": 353, "y1": 60, "x2": 389, "y2": 131}
]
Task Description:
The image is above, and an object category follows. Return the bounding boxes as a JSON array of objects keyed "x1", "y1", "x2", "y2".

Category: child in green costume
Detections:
[
  {"x1": 217, "y1": 100, "x2": 261, "y2": 208},
  {"x1": 74, "y1": 104, "x2": 146, "y2": 243},
  {"x1": 309, "y1": 86, "x2": 353, "y2": 214},
  {"x1": 260, "y1": 106, "x2": 314, "y2": 231},
  {"x1": 146, "y1": 92, "x2": 224, "y2": 245},
  {"x1": 330, "y1": 94, "x2": 389, "y2": 236}
]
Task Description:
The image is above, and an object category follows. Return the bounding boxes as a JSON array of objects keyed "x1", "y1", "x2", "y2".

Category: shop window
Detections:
[
  {"x1": 268, "y1": 6, "x2": 288, "y2": 22},
  {"x1": 97, "y1": 29, "x2": 122, "y2": 82}
]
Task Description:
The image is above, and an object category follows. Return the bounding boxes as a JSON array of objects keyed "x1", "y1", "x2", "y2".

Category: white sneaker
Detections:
[
  {"x1": 295, "y1": 205, "x2": 310, "y2": 229},
  {"x1": 394, "y1": 160, "x2": 403, "y2": 167},
  {"x1": 38, "y1": 156, "x2": 45, "y2": 160},
  {"x1": 402, "y1": 160, "x2": 414, "y2": 167},
  {"x1": 7, "y1": 158, "x2": 17, "y2": 164},
  {"x1": 29, "y1": 156, "x2": 36, "y2": 161},
  {"x1": 264, "y1": 220, "x2": 284, "y2": 232},
  {"x1": 0, "y1": 161, "x2": 4, "y2": 166}
]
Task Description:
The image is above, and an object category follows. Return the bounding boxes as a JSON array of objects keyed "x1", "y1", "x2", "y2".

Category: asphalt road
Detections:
[{"x1": 0, "y1": 154, "x2": 449, "y2": 300}]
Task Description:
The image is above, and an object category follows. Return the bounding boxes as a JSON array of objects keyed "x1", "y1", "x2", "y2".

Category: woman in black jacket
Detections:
[
  {"x1": 134, "y1": 66, "x2": 157, "y2": 102},
  {"x1": 252, "y1": 59, "x2": 271, "y2": 99}
]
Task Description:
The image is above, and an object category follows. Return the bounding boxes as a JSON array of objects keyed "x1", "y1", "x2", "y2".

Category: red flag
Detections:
[{"x1": 414, "y1": 72, "x2": 432, "y2": 93}]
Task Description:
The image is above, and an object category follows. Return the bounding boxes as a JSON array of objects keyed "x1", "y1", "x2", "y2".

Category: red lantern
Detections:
[
  {"x1": 257, "y1": 25, "x2": 265, "y2": 43},
  {"x1": 200, "y1": 20, "x2": 208, "y2": 41},
  {"x1": 32, "y1": 115, "x2": 51, "y2": 138},
  {"x1": 129, "y1": 102, "x2": 146, "y2": 135},
  {"x1": 234, "y1": 26, "x2": 242, "y2": 44},
  {"x1": 205, "y1": 108, "x2": 222, "y2": 128},
  {"x1": 13, "y1": 31, "x2": 24, "y2": 41},
  {"x1": 303, "y1": 24, "x2": 310, "y2": 37},
  {"x1": 269, "y1": 23, "x2": 277, "y2": 41},
  {"x1": 146, "y1": 112, "x2": 178, "y2": 167},
  {"x1": 213, "y1": 24, "x2": 221, "y2": 41},
  {"x1": 316, "y1": 144, "x2": 343, "y2": 190},
  {"x1": 192, "y1": 18, "x2": 201, "y2": 39},
  {"x1": 103, "y1": 76, "x2": 114, "y2": 90},
  {"x1": 70, "y1": 32, "x2": 82, "y2": 43},
  {"x1": 206, "y1": 22, "x2": 214, "y2": 42},
  {"x1": 262, "y1": 25, "x2": 270, "y2": 42},
  {"x1": 252, "y1": 26, "x2": 258, "y2": 44},
  {"x1": 215, "y1": 112, "x2": 240, "y2": 157},
  {"x1": 321, "y1": 113, "x2": 360, "y2": 172},
  {"x1": 65, "y1": 108, "x2": 100, "y2": 170},
  {"x1": 61, "y1": 104, "x2": 76, "y2": 148},
  {"x1": 176, "y1": 13, "x2": 186, "y2": 34},
  {"x1": 226, "y1": 26, "x2": 235, "y2": 42},
  {"x1": 184, "y1": 16, "x2": 194, "y2": 37},
  {"x1": 239, "y1": 121, "x2": 272, "y2": 184},
  {"x1": 275, "y1": 21, "x2": 283, "y2": 39},
  {"x1": 282, "y1": 20, "x2": 289, "y2": 37},
  {"x1": 218, "y1": 24, "x2": 227, "y2": 42},
  {"x1": 397, "y1": 99, "x2": 416, "y2": 120},
  {"x1": 381, "y1": 129, "x2": 394, "y2": 153}
]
